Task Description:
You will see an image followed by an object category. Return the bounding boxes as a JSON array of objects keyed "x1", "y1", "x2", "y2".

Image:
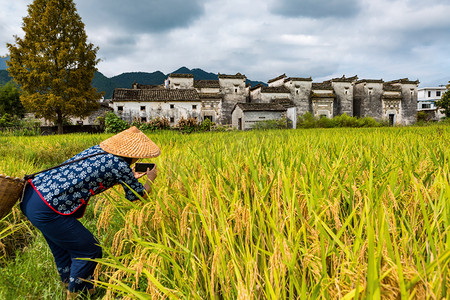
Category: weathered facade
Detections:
[
  {"x1": 218, "y1": 73, "x2": 248, "y2": 124},
  {"x1": 231, "y1": 103, "x2": 287, "y2": 130},
  {"x1": 353, "y1": 78, "x2": 419, "y2": 125},
  {"x1": 111, "y1": 72, "x2": 419, "y2": 128}
]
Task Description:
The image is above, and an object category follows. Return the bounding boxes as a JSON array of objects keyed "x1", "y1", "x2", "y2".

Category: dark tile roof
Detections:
[
  {"x1": 272, "y1": 98, "x2": 296, "y2": 108},
  {"x1": 261, "y1": 86, "x2": 291, "y2": 93},
  {"x1": 383, "y1": 83, "x2": 402, "y2": 92},
  {"x1": 218, "y1": 73, "x2": 246, "y2": 79},
  {"x1": 194, "y1": 80, "x2": 220, "y2": 88},
  {"x1": 169, "y1": 73, "x2": 194, "y2": 78},
  {"x1": 311, "y1": 92, "x2": 336, "y2": 99},
  {"x1": 234, "y1": 103, "x2": 286, "y2": 112},
  {"x1": 355, "y1": 79, "x2": 384, "y2": 84},
  {"x1": 199, "y1": 93, "x2": 222, "y2": 99},
  {"x1": 249, "y1": 83, "x2": 264, "y2": 91},
  {"x1": 386, "y1": 78, "x2": 420, "y2": 85},
  {"x1": 284, "y1": 77, "x2": 313, "y2": 82},
  {"x1": 330, "y1": 75, "x2": 358, "y2": 83},
  {"x1": 312, "y1": 82, "x2": 333, "y2": 90},
  {"x1": 267, "y1": 74, "x2": 287, "y2": 83},
  {"x1": 112, "y1": 88, "x2": 200, "y2": 102}
]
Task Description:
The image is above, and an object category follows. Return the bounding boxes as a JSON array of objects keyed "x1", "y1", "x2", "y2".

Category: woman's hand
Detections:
[{"x1": 133, "y1": 168, "x2": 146, "y2": 179}]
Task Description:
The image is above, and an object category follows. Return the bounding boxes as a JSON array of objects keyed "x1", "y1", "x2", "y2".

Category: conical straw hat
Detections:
[{"x1": 100, "y1": 126, "x2": 161, "y2": 158}]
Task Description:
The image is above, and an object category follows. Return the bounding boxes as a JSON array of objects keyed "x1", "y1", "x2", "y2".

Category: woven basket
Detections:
[{"x1": 0, "y1": 174, "x2": 25, "y2": 219}]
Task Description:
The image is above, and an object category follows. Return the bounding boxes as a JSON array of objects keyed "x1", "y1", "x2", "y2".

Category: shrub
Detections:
[
  {"x1": 297, "y1": 112, "x2": 385, "y2": 129},
  {"x1": 132, "y1": 117, "x2": 171, "y2": 131},
  {"x1": 297, "y1": 112, "x2": 317, "y2": 128},
  {"x1": 104, "y1": 112, "x2": 129, "y2": 133},
  {"x1": 199, "y1": 118, "x2": 214, "y2": 131},
  {"x1": 176, "y1": 117, "x2": 199, "y2": 133}
]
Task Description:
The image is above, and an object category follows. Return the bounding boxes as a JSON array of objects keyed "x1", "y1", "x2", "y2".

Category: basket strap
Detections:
[{"x1": 23, "y1": 151, "x2": 109, "y2": 181}]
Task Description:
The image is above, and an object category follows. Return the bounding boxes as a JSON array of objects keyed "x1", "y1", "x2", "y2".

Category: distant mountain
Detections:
[
  {"x1": 0, "y1": 61, "x2": 266, "y2": 98},
  {"x1": 97, "y1": 67, "x2": 266, "y2": 98},
  {"x1": 0, "y1": 56, "x2": 8, "y2": 70},
  {"x1": 0, "y1": 70, "x2": 12, "y2": 85}
]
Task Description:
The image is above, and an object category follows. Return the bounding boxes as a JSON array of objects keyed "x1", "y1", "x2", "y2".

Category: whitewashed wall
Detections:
[
  {"x1": 232, "y1": 107, "x2": 285, "y2": 130},
  {"x1": 113, "y1": 101, "x2": 202, "y2": 125}
]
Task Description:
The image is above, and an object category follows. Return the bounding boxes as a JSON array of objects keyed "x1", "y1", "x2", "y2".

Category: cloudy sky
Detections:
[{"x1": 1, "y1": 0, "x2": 449, "y2": 86}]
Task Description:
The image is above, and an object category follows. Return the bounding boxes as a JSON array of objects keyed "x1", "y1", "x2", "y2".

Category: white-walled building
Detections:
[
  {"x1": 112, "y1": 88, "x2": 201, "y2": 125},
  {"x1": 418, "y1": 86, "x2": 447, "y2": 120},
  {"x1": 231, "y1": 103, "x2": 287, "y2": 130}
]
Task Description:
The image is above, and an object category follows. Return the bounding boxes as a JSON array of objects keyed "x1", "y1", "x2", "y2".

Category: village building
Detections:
[
  {"x1": 70, "y1": 100, "x2": 113, "y2": 125},
  {"x1": 353, "y1": 78, "x2": 419, "y2": 125},
  {"x1": 231, "y1": 98, "x2": 297, "y2": 130},
  {"x1": 112, "y1": 87, "x2": 201, "y2": 125},
  {"x1": 111, "y1": 73, "x2": 248, "y2": 125},
  {"x1": 417, "y1": 86, "x2": 447, "y2": 120},
  {"x1": 110, "y1": 72, "x2": 419, "y2": 129}
]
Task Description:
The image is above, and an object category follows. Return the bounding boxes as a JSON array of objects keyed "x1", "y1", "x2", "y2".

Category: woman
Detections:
[{"x1": 20, "y1": 126, "x2": 160, "y2": 297}]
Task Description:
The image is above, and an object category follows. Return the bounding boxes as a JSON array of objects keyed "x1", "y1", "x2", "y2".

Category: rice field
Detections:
[{"x1": 0, "y1": 125, "x2": 449, "y2": 299}]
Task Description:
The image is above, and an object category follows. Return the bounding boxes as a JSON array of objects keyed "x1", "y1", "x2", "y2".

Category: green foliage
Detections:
[
  {"x1": 436, "y1": 85, "x2": 450, "y2": 118},
  {"x1": 199, "y1": 118, "x2": 214, "y2": 131},
  {"x1": 0, "y1": 82, "x2": 25, "y2": 118},
  {"x1": 0, "y1": 71, "x2": 13, "y2": 87},
  {"x1": 297, "y1": 112, "x2": 386, "y2": 128},
  {"x1": 252, "y1": 117, "x2": 288, "y2": 130},
  {"x1": 104, "y1": 112, "x2": 129, "y2": 133},
  {"x1": 7, "y1": 0, "x2": 103, "y2": 134}
]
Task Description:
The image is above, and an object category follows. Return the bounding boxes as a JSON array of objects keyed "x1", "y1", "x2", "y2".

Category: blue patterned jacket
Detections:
[{"x1": 30, "y1": 145, "x2": 145, "y2": 218}]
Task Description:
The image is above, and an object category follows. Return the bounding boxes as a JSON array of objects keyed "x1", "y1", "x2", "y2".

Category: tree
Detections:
[
  {"x1": 0, "y1": 82, "x2": 25, "y2": 118},
  {"x1": 436, "y1": 81, "x2": 450, "y2": 119},
  {"x1": 7, "y1": 0, "x2": 102, "y2": 133}
]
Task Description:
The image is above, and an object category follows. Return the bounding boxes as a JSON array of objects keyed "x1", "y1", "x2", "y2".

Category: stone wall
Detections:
[{"x1": 219, "y1": 77, "x2": 247, "y2": 124}]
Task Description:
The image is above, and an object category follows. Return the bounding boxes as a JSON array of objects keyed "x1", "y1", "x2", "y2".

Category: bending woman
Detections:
[{"x1": 20, "y1": 126, "x2": 160, "y2": 297}]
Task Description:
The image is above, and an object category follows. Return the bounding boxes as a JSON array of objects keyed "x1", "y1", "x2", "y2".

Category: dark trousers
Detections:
[{"x1": 20, "y1": 184, "x2": 102, "y2": 292}]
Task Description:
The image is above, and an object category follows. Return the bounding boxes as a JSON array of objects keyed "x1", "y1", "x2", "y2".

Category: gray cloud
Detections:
[
  {"x1": 272, "y1": 0, "x2": 361, "y2": 19},
  {"x1": 75, "y1": 0, "x2": 205, "y2": 33},
  {"x1": 1, "y1": 0, "x2": 449, "y2": 87}
]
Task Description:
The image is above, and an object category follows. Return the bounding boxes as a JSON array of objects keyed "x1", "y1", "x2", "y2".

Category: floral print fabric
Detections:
[{"x1": 31, "y1": 145, "x2": 144, "y2": 215}]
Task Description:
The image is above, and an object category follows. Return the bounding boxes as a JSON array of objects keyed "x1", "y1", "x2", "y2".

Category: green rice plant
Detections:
[{"x1": 0, "y1": 125, "x2": 449, "y2": 299}]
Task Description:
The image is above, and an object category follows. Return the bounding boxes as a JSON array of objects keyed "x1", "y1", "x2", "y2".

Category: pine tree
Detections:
[{"x1": 7, "y1": 0, "x2": 102, "y2": 133}]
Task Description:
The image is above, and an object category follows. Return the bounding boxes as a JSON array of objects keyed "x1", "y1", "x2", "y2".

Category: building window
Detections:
[
  {"x1": 436, "y1": 91, "x2": 441, "y2": 97},
  {"x1": 204, "y1": 115, "x2": 213, "y2": 122},
  {"x1": 428, "y1": 91, "x2": 431, "y2": 97},
  {"x1": 140, "y1": 106, "x2": 146, "y2": 111},
  {"x1": 422, "y1": 104, "x2": 431, "y2": 109},
  {"x1": 117, "y1": 106, "x2": 123, "y2": 112},
  {"x1": 170, "y1": 117, "x2": 175, "y2": 123},
  {"x1": 235, "y1": 88, "x2": 238, "y2": 93},
  {"x1": 296, "y1": 89, "x2": 299, "y2": 95},
  {"x1": 192, "y1": 105, "x2": 197, "y2": 110},
  {"x1": 141, "y1": 117, "x2": 147, "y2": 122},
  {"x1": 170, "y1": 104, "x2": 175, "y2": 109}
]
